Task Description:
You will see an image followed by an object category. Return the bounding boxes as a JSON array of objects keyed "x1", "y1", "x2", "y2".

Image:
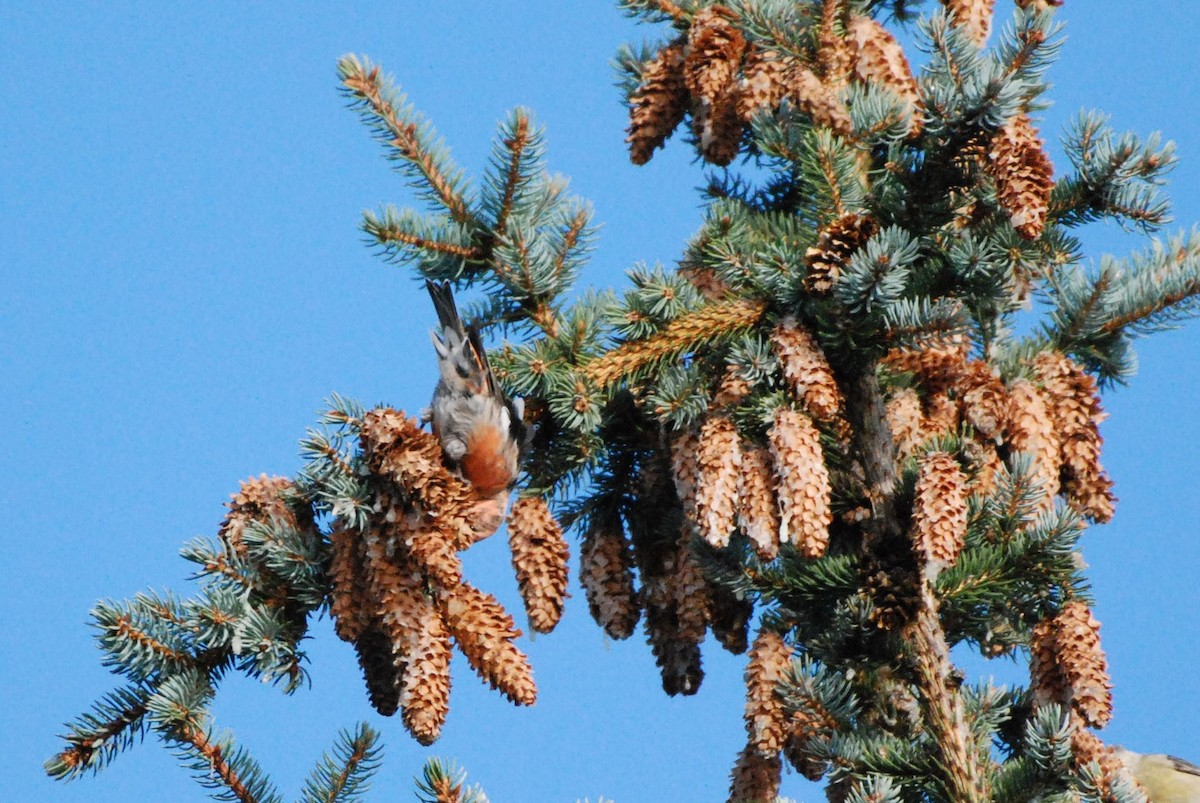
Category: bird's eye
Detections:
[{"x1": 456, "y1": 364, "x2": 470, "y2": 379}]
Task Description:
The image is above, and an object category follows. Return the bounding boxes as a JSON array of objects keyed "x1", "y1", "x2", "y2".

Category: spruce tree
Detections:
[{"x1": 46, "y1": 1, "x2": 1200, "y2": 801}]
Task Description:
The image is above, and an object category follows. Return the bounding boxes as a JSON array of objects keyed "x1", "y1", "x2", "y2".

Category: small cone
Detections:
[
  {"x1": 848, "y1": 14, "x2": 923, "y2": 136},
  {"x1": 787, "y1": 65, "x2": 852, "y2": 137},
  {"x1": 1007, "y1": 378, "x2": 1062, "y2": 513},
  {"x1": 627, "y1": 42, "x2": 689, "y2": 165},
  {"x1": 354, "y1": 625, "x2": 402, "y2": 717},
  {"x1": 671, "y1": 428, "x2": 702, "y2": 534},
  {"x1": 507, "y1": 497, "x2": 570, "y2": 634},
  {"x1": 912, "y1": 451, "x2": 969, "y2": 574},
  {"x1": 579, "y1": 516, "x2": 640, "y2": 640},
  {"x1": 695, "y1": 414, "x2": 742, "y2": 547},
  {"x1": 640, "y1": 543, "x2": 704, "y2": 696},
  {"x1": 1055, "y1": 601, "x2": 1113, "y2": 729},
  {"x1": 218, "y1": 474, "x2": 300, "y2": 557},
  {"x1": 672, "y1": 531, "x2": 712, "y2": 644},
  {"x1": 329, "y1": 526, "x2": 371, "y2": 644},
  {"x1": 709, "y1": 582, "x2": 752, "y2": 655},
  {"x1": 886, "y1": 387, "x2": 924, "y2": 460},
  {"x1": 943, "y1": 0, "x2": 996, "y2": 48},
  {"x1": 728, "y1": 744, "x2": 782, "y2": 803},
  {"x1": 713, "y1": 364, "x2": 753, "y2": 407},
  {"x1": 438, "y1": 582, "x2": 537, "y2": 706},
  {"x1": 920, "y1": 394, "x2": 961, "y2": 441},
  {"x1": 684, "y1": 6, "x2": 746, "y2": 104},
  {"x1": 738, "y1": 48, "x2": 791, "y2": 121},
  {"x1": 693, "y1": 87, "x2": 744, "y2": 166},
  {"x1": 957, "y1": 360, "x2": 1010, "y2": 440},
  {"x1": 1033, "y1": 352, "x2": 1115, "y2": 523},
  {"x1": 771, "y1": 318, "x2": 843, "y2": 422},
  {"x1": 805, "y1": 213, "x2": 879, "y2": 295},
  {"x1": 768, "y1": 408, "x2": 832, "y2": 558},
  {"x1": 783, "y1": 707, "x2": 835, "y2": 781},
  {"x1": 738, "y1": 445, "x2": 781, "y2": 561},
  {"x1": 399, "y1": 594, "x2": 452, "y2": 745},
  {"x1": 743, "y1": 630, "x2": 792, "y2": 755},
  {"x1": 988, "y1": 113, "x2": 1054, "y2": 240},
  {"x1": 884, "y1": 335, "x2": 970, "y2": 393}
]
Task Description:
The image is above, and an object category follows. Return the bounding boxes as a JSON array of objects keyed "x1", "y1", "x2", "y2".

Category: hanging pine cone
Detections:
[
  {"x1": 579, "y1": 515, "x2": 641, "y2": 640},
  {"x1": 728, "y1": 743, "x2": 782, "y2": 803},
  {"x1": 862, "y1": 544, "x2": 921, "y2": 631},
  {"x1": 1055, "y1": 601, "x2": 1114, "y2": 729},
  {"x1": 805, "y1": 213, "x2": 879, "y2": 294},
  {"x1": 507, "y1": 496, "x2": 570, "y2": 634},
  {"x1": 695, "y1": 414, "x2": 742, "y2": 547},
  {"x1": 1033, "y1": 351, "x2": 1116, "y2": 523},
  {"x1": 738, "y1": 445, "x2": 781, "y2": 561},
  {"x1": 768, "y1": 408, "x2": 832, "y2": 558},
  {"x1": 912, "y1": 451, "x2": 969, "y2": 578},
  {"x1": 627, "y1": 42, "x2": 689, "y2": 165},
  {"x1": 787, "y1": 65, "x2": 852, "y2": 137},
  {"x1": 738, "y1": 47, "x2": 791, "y2": 122},
  {"x1": 943, "y1": 0, "x2": 996, "y2": 48},
  {"x1": 988, "y1": 112, "x2": 1054, "y2": 240},
  {"x1": 886, "y1": 386, "x2": 924, "y2": 460},
  {"x1": 399, "y1": 593, "x2": 453, "y2": 745},
  {"x1": 218, "y1": 474, "x2": 301, "y2": 558},
  {"x1": 956, "y1": 360, "x2": 1010, "y2": 441},
  {"x1": 1007, "y1": 378, "x2": 1062, "y2": 514},
  {"x1": 771, "y1": 317, "x2": 844, "y2": 422},
  {"x1": 437, "y1": 582, "x2": 537, "y2": 706},
  {"x1": 848, "y1": 14, "x2": 924, "y2": 136},
  {"x1": 743, "y1": 630, "x2": 792, "y2": 755},
  {"x1": 709, "y1": 582, "x2": 753, "y2": 655},
  {"x1": 328, "y1": 526, "x2": 371, "y2": 644}
]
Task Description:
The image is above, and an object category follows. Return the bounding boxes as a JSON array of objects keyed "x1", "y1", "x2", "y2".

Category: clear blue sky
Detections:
[{"x1": 4, "y1": 3, "x2": 1199, "y2": 801}]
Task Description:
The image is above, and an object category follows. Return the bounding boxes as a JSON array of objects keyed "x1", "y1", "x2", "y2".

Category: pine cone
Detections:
[
  {"x1": 728, "y1": 743, "x2": 782, "y2": 803},
  {"x1": 354, "y1": 625, "x2": 402, "y2": 717},
  {"x1": 738, "y1": 48, "x2": 791, "y2": 122},
  {"x1": 328, "y1": 526, "x2": 371, "y2": 644},
  {"x1": 956, "y1": 360, "x2": 1010, "y2": 440},
  {"x1": 627, "y1": 42, "x2": 689, "y2": 165},
  {"x1": 988, "y1": 112, "x2": 1054, "y2": 240},
  {"x1": 805, "y1": 213, "x2": 879, "y2": 294},
  {"x1": 640, "y1": 542, "x2": 705, "y2": 696},
  {"x1": 438, "y1": 582, "x2": 537, "y2": 706},
  {"x1": 768, "y1": 408, "x2": 832, "y2": 558},
  {"x1": 863, "y1": 545, "x2": 921, "y2": 631},
  {"x1": 507, "y1": 496, "x2": 570, "y2": 634},
  {"x1": 695, "y1": 414, "x2": 742, "y2": 547},
  {"x1": 744, "y1": 630, "x2": 792, "y2": 755},
  {"x1": 1033, "y1": 352, "x2": 1115, "y2": 522},
  {"x1": 692, "y1": 86, "x2": 744, "y2": 166},
  {"x1": 787, "y1": 65, "x2": 852, "y2": 137},
  {"x1": 709, "y1": 582, "x2": 753, "y2": 654},
  {"x1": 738, "y1": 445, "x2": 781, "y2": 561},
  {"x1": 684, "y1": 5, "x2": 746, "y2": 104},
  {"x1": 912, "y1": 451, "x2": 969, "y2": 573},
  {"x1": 943, "y1": 0, "x2": 996, "y2": 48},
  {"x1": 1055, "y1": 601, "x2": 1114, "y2": 729},
  {"x1": 783, "y1": 707, "x2": 835, "y2": 781},
  {"x1": 399, "y1": 593, "x2": 452, "y2": 745},
  {"x1": 671, "y1": 428, "x2": 702, "y2": 535},
  {"x1": 848, "y1": 14, "x2": 924, "y2": 136},
  {"x1": 1007, "y1": 378, "x2": 1062, "y2": 513},
  {"x1": 579, "y1": 516, "x2": 641, "y2": 640},
  {"x1": 886, "y1": 386, "x2": 924, "y2": 461},
  {"x1": 218, "y1": 474, "x2": 301, "y2": 557},
  {"x1": 771, "y1": 318, "x2": 844, "y2": 422}
]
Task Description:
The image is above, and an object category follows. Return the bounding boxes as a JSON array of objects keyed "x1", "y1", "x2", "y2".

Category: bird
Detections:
[
  {"x1": 425, "y1": 279, "x2": 526, "y2": 499},
  {"x1": 1115, "y1": 748, "x2": 1200, "y2": 802}
]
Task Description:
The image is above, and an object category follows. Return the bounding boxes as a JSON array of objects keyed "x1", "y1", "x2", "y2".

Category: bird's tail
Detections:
[{"x1": 425, "y1": 279, "x2": 464, "y2": 335}]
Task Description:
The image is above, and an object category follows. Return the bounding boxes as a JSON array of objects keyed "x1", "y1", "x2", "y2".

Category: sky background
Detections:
[{"x1": 4, "y1": 2, "x2": 1199, "y2": 801}]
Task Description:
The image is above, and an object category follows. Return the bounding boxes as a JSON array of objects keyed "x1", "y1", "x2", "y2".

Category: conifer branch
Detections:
[
  {"x1": 169, "y1": 724, "x2": 268, "y2": 803},
  {"x1": 338, "y1": 56, "x2": 474, "y2": 225},
  {"x1": 582, "y1": 297, "x2": 767, "y2": 388},
  {"x1": 299, "y1": 724, "x2": 382, "y2": 803},
  {"x1": 46, "y1": 687, "x2": 152, "y2": 779}
]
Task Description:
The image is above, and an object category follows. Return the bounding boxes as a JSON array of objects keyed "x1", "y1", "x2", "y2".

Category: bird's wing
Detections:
[{"x1": 1169, "y1": 755, "x2": 1200, "y2": 777}]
